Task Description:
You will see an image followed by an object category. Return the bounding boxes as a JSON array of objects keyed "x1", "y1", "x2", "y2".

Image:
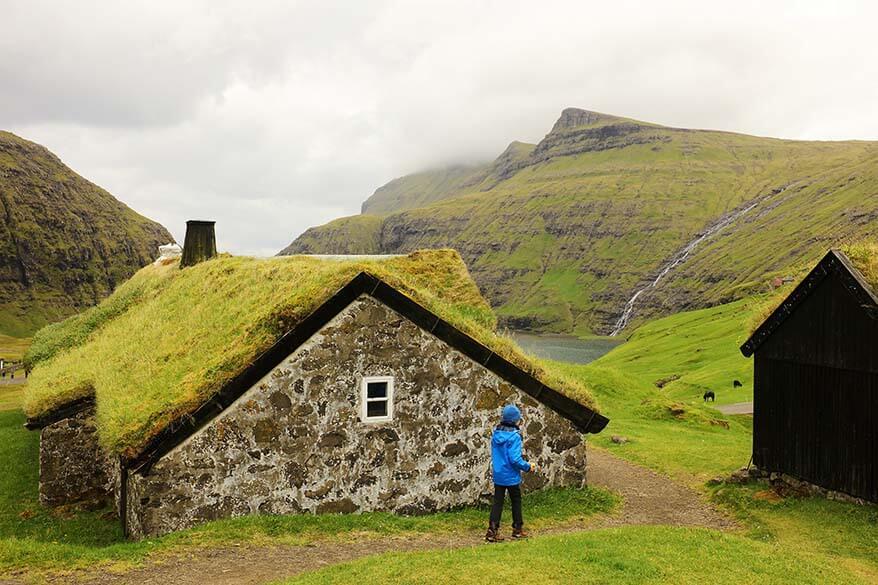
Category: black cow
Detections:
[{"x1": 703, "y1": 391, "x2": 716, "y2": 402}]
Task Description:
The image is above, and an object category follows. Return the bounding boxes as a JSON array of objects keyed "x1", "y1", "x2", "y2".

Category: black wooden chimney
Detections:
[{"x1": 180, "y1": 220, "x2": 217, "y2": 268}]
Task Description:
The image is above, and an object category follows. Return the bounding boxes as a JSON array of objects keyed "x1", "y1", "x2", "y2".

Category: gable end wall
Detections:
[
  {"x1": 39, "y1": 407, "x2": 120, "y2": 509},
  {"x1": 125, "y1": 294, "x2": 589, "y2": 538}
]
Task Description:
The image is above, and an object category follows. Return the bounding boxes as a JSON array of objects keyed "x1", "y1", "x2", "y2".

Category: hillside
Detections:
[
  {"x1": 0, "y1": 131, "x2": 173, "y2": 336},
  {"x1": 280, "y1": 108, "x2": 878, "y2": 335}
]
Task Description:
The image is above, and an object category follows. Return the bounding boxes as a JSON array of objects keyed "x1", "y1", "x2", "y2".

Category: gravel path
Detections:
[
  {"x1": 17, "y1": 448, "x2": 735, "y2": 585},
  {"x1": 586, "y1": 448, "x2": 735, "y2": 529},
  {"x1": 716, "y1": 402, "x2": 754, "y2": 415}
]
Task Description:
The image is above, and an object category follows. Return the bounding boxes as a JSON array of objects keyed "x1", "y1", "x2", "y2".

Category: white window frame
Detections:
[{"x1": 360, "y1": 376, "x2": 394, "y2": 423}]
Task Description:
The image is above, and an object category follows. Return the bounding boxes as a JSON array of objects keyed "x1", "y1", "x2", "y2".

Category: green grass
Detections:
[
  {"x1": 0, "y1": 333, "x2": 30, "y2": 362},
  {"x1": 712, "y1": 483, "x2": 878, "y2": 581},
  {"x1": 0, "y1": 397, "x2": 616, "y2": 574},
  {"x1": 24, "y1": 250, "x2": 596, "y2": 458},
  {"x1": 278, "y1": 526, "x2": 867, "y2": 585},
  {"x1": 565, "y1": 362, "x2": 752, "y2": 483},
  {"x1": 593, "y1": 298, "x2": 757, "y2": 406},
  {"x1": 841, "y1": 240, "x2": 878, "y2": 290}
]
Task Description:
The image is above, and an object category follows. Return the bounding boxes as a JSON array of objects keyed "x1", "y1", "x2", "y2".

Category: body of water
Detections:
[{"x1": 511, "y1": 332, "x2": 623, "y2": 365}]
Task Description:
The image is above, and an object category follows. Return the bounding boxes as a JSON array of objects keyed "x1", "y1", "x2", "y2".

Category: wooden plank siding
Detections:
[
  {"x1": 754, "y1": 356, "x2": 876, "y2": 501},
  {"x1": 752, "y1": 271, "x2": 878, "y2": 502}
]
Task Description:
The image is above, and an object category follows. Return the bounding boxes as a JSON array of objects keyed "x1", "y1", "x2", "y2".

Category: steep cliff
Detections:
[
  {"x1": 0, "y1": 131, "x2": 173, "y2": 335},
  {"x1": 281, "y1": 109, "x2": 878, "y2": 335}
]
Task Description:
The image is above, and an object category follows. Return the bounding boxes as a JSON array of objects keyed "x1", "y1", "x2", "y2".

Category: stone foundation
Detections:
[
  {"x1": 125, "y1": 295, "x2": 590, "y2": 538},
  {"x1": 39, "y1": 407, "x2": 119, "y2": 508},
  {"x1": 723, "y1": 466, "x2": 874, "y2": 506}
]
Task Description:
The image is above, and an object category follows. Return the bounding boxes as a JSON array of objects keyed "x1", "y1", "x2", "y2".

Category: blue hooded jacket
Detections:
[{"x1": 491, "y1": 406, "x2": 531, "y2": 486}]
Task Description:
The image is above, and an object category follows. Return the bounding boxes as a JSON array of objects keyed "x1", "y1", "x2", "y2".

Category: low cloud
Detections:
[{"x1": 4, "y1": 0, "x2": 877, "y2": 254}]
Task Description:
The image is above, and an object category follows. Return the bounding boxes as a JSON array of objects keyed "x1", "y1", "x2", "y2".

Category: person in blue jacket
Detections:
[{"x1": 485, "y1": 403, "x2": 536, "y2": 542}]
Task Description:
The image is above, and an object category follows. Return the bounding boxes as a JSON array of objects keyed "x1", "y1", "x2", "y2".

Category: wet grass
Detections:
[{"x1": 279, "y1": 526, "x2": 868, "y2": 585}]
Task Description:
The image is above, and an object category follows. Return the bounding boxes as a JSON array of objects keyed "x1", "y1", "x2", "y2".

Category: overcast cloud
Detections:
[{"x1": 3, "y1": 0, "x2": 877, "y2": 255}]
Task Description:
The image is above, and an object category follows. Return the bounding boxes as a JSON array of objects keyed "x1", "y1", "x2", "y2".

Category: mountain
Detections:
[
  {"x1": 280, "y1": 108, "x2": 878, "y2": 335},
  {"x1": 0, "y1": 131, "x2": 173, "y2": 336}
]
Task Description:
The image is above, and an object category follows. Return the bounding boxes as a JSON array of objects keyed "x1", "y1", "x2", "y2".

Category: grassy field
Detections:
[
  {"x1": 0, "y1": 334, "x2": 30, "y2": 362},
  {"x1": 279, "y1": 527, "x2": 866, "y2": 585}
]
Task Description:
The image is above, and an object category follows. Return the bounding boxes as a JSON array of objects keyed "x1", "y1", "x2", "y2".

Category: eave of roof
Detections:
[
  {"x1": 740, "y1": 249, "x2": 878, "y2": 357},
  {"x1": 114, "y1": 271, "x2": 607, "y2": 475},
  {"x1": 23, "y1": 395, "x2": 95, "y2": 430}
]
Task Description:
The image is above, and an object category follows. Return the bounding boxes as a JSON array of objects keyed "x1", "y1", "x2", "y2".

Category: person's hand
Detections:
[{"x1": 529, "y1": 463, "x2": 537, "y2": 474}]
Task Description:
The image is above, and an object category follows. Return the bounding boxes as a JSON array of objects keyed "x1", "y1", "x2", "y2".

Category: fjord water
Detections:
[{"x1": 511, "y1": 332, "x2": 622, "y2": 365}]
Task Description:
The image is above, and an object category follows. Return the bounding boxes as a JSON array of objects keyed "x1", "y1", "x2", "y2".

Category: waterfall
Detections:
[{"x1": 608, "y1": 196, "x2": 770, "y2": 337}]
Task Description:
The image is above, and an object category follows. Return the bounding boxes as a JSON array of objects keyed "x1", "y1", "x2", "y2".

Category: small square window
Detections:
[
  {"x1": 367, "y1": 382, "x2": 388, "y2": 399},
  {"x1": 361, "y1": 376, "x2": 393, "y2": 422}
]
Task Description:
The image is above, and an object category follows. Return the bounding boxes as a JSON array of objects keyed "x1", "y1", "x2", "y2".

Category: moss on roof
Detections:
[
  {"x1": 746, "y1": 241, "x2": 878, "y2": 335},
  {"x1": 24, "y1": 250, "x2": 596, "y2": 457},
  {"x1": 840, "y1": 241, "x2": 878, "y2": 293}
]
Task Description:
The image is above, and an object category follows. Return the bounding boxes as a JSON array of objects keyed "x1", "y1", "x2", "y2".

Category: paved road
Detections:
[{"x1": 716, "y1": 401, "x2": 753, "y2": 415}]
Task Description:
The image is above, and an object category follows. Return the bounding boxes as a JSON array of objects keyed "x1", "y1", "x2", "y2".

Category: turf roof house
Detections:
[
  {"x1": 24, "y1": 237, "x2": 607, "y2": 538},
  {"x1": 741, "y1": 247, "x2": 878, "y2": 503}
]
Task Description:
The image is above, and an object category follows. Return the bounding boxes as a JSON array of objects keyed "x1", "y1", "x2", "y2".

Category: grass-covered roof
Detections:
[
  {"x1": 840, "y1": 241, "x2": 878, "y2": 294},
  {"x1": 24, "y1": 250, "x2": 596, "y2": 458}
]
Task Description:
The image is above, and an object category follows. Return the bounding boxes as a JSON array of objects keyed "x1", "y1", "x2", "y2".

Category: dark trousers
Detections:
[{"x1": 489, "y1": 484, "x2": 523, "y2": 528}]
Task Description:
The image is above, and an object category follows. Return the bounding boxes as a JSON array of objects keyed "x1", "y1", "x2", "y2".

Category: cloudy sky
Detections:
[{"x1": 3, "y1": 1, "x2": 877, "y2": 255}]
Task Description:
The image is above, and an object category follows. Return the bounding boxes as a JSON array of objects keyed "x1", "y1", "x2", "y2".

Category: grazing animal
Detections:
[
  {"x1": 703, "y1": 390, "x2": 716, "y2": 402},
  {"x1": 733, "y1": 380, "x2": 743, "y2": 388}
]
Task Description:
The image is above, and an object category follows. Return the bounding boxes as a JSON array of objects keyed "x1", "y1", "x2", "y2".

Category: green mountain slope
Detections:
[
  {"x1": 0, "y1": 131, "x2": 173, "y2": 336},
  {"x1": 359, "y1": 141, "x2": 536, "y2": 215},
  {"x1": 280, "y1": 108, "x2": 878, "y2": 335}
]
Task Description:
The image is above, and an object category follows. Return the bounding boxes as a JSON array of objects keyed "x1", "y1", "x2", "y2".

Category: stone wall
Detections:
[
  {"x1": 39, "y1": 407, "x2": 119, "y2": 508},
  {"x1": 126, "y1": 294, "x2": 589, "y2": 538}
]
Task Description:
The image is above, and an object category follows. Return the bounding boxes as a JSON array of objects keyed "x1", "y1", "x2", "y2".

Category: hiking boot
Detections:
[
  {"x1": 511, "y1": 526, "x2": 529, "y2": 539},
  {"x1": 485, "y1": 526, "x2": 505, "y2": 543}
]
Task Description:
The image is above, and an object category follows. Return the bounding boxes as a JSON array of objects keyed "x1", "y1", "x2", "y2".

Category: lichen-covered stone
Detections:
[
  {"x1": 39, "y1": 407, "x2": 118, "y2": 509},
  {"x1": 125, "y1": 295, "x2": 589, "y2": 538}
]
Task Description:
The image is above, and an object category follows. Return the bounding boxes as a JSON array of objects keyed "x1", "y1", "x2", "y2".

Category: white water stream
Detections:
[{"x1": 609, "y1": 199, "x2": 763, "y2": 336}]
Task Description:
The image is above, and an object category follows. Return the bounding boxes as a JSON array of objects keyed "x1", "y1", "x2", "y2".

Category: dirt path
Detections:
[
  {"x1": 585, "y1": 448, "x2": 735, "y2": 529},
  {"x1": 716, "y1": 401, "x2": 753, "y2": 415},
  {"x1": 23, "y1": 448, "x2": 734, "y2": 585}
]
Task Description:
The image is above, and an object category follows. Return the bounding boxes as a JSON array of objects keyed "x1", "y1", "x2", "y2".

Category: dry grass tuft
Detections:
[
  {"x1": 24, "y1": 250, "x2": 597, "y2": 457},
  {"x1": 840, "y1": 240, "x2": 878, "y2": 292}
]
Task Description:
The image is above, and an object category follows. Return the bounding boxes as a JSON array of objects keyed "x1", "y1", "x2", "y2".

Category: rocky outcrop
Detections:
[
  {"x1": 549, "y1": 108, "x2": 617, "y2": 132},
  {"x1": 0, "y1": 131, "x2": 173, "y2": 335}
]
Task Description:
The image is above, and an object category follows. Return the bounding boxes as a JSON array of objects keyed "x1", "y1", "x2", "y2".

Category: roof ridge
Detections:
[{"x1": 740, "y1": 249, "x2": 878, "y2": 357}]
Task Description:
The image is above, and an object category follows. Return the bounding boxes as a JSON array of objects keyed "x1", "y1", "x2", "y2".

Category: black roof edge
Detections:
[
  {"x1": 117, "y1": 270, "x2": 606, "y2": 474},
  {"x1": 24, "y1": 395, "x2": 96, "y2": 430},
  {"x1": 740, "y1": 249, "x2": 878, "y2": 357}
]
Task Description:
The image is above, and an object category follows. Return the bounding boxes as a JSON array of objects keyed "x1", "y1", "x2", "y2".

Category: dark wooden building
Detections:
[{"x1": 741, "y1": 249, "x2": 877, "y2": 502}]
